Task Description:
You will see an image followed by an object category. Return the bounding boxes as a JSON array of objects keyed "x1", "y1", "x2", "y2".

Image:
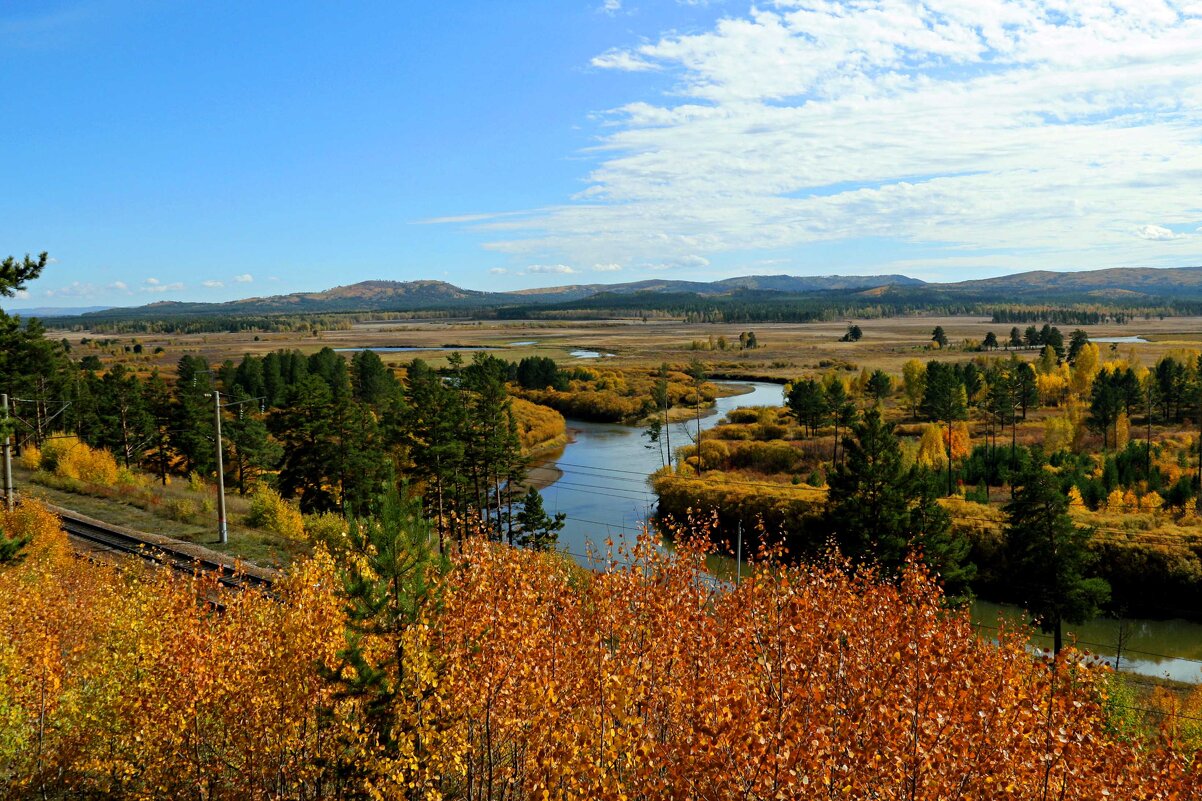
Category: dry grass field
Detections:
[{"x1": 68, "y1": 314, "x2": 1202, "y2": 380}]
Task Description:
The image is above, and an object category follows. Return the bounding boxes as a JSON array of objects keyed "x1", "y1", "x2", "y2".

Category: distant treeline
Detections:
[
  {"x1": 987, "y1": 304, "x2": 1200, "y2": 325},
  {"x1": 44, "y1": 309, "x2": 484, "y2": 334},
  {"x1": 36, "y1": 287, "x2": 1202, "y2": 333}
]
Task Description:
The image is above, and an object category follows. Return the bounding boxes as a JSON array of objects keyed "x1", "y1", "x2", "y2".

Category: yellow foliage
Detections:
[
  {"x1": 510, "y1": 396, "x2": 567, "y2": 453},
  {"x1": 40, "y1": 434, "x2": 119, "y2": 486},
  {"x1": 0, "y1": 501, "x2": 1197, "y2": 796},
  {"x1": 18, "y1": 446, "x2": 40, "y2": 471},
  {"x1": 1070, "y1": 343, "x2": 1099, "y2": 396},
  {"x1": 246, "y1": 485, "x2": 306, "y2": 539},
  {"x1": 1105, "y1": 489, "x2": 1129, "y2": 512},
  {"x1": 917, "y1": 424, "x2": 947, "y2": 469},
  {"x1": 1044, "y1": 415, "x2": 1075, "y2": 455},
  {"x1": 303, "y1": 511, "x2": 346, "y2": 546},
  {"x1": 1140, "y1": 491, "x2": 1164, "y2": 511},
  {"x1": 1114, "y1": 412, "x2": 1130, "y2": 450},
  {"x1": 1037, "y1": 372, "x2": 1068, "y2": 406}
]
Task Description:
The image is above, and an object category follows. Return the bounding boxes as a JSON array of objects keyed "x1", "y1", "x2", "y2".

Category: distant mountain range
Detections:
[
  {"x1": 2, "y1": 305, "x2": 113, "y2": 318},
  {"x1": 27, "y1": 265, "x2": 1202, "y2": 322}
]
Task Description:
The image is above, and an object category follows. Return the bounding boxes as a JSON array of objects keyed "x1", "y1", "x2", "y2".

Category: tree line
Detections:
[{"x1": 0, "y1": 314, "x2": 567, "y2": 548}]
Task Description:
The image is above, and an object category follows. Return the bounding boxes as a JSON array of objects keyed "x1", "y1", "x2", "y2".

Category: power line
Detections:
[{"x1": 971, "y1": 621, "x2": 1202, "y2": 668}]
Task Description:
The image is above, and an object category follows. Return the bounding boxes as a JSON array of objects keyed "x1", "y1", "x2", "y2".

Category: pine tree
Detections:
[
  {"x1": 785, "y1": 377, "x2": 827, "y2": 437},
  {"x1": 919, "y1": 361, "x2": 967, "y2": 495},
  {"x1": 403, "y1": 359, "x2": 467, "y2": 549},
  {"x1": 826, "y1": 380, "x2": 856, "y2": 467},
  {"x1": 931, "y1": 326, "x2": 948, "y2": 348},
  {"x1": 1004, "y1": 462, "x2": 1110, "y2": 654},
  {"x1": 322, "y1": 491, "x2": 449, "y2": 795},
  {"x1": 170, "y1": 355, "x2": 216, "y2": 475},
  {"x1": 95, "y1": 364, "x2": 153, "y2": 468},
  {"x1": 0, "y1": 252, "x2": 47, "y2": 297},
  {"x1": 866, "y1": 369, "x2": 892, "y2": 402},
  {"x1": 515, "y1": 487, "x2": 565, "y2": 551},
  {"x1": 825, "y1": 410, "x2": 973, "y2": 596},
  {"x1": 223, "y1": 391, "x2": 281, "y2": 494}
]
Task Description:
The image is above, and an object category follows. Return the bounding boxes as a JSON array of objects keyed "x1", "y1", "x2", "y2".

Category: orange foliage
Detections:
[
  {"x1": 0, "y1": 502, "x2": 1197, "y2": 798},
  {"x1": 440, "y1": 535, "x2": 1198, "y2": 799}
]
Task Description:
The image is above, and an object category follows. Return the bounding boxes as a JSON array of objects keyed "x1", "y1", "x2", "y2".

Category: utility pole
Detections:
[
  {"x1": 2, "y1": 394, "x2": 13, "y2": 512},
  {"x1": 210, "y1": 389, "x2": 228, "y2": 544}
]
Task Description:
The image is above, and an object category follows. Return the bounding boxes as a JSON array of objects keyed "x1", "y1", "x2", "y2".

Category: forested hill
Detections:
[{"x1": 35, "y1": 264, "x2": 1202, "y2": 326}]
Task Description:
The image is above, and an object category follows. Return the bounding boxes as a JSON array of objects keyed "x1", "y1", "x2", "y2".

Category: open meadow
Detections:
[{"x1": 64, "y1": 313, "x2": 1202, "y2": 379}]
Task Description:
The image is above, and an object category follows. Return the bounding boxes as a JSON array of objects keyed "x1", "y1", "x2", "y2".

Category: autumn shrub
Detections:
[
  {"x1": 303, "y1": 510, "x2": 346, "y2": 546},
  {"x1": 725, "y1": 440, "x2": 802, "y2": 473},
  {"x1": 246, "y1": 485, "x2": 306, "y2": 539},
  {"x1": 510, "y1": 396, "x2": 567, "y2": 453},
  {"x1": 0, "y1": 503, "x2": 1197, "y2": 797},
  {"x1": 0, "y1": 499, "x2": 345, "y2": 799},
  {"x1": 57, "y1": 444, "x2": 118, "y2": 487},
  {"x1": 440, "y1": 535, "x2": 1199, "y2": 799},
  {"x1": 17, "y1": 446, "x2": 39, "y2": 471},
  {"x1": 652, "y1": 469, "x2": 825, "y2": 553},
  {"x1": 37, "y1": 434, "x2": 119, "y2": 487},
  {"x1": 725, "y1": 407, "x2": 761, "y2": 424},
  {"x1": 513, "y1": 367, "x2": 717, "y2": 423},
  {"x1": 163, "y1": 497, "x2": 198, "y2": 523}
]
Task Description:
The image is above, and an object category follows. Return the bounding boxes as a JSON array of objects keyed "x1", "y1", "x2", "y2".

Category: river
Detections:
[{"x1": 529, "y1": 380, "x2": 1202, "y2": 682}]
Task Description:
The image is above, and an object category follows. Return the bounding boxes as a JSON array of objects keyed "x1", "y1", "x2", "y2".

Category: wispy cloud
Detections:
[
  {"x1": 449, "y1": 0, "x2": 1202, "y2": 276},
  {"x1": 591, "y1": 49, "x2": 660, "y2": 72},
  {"x1": 527, "y1": 264, "x2": 577, "y2": 274},
  {"x1": 593, "y1": 263, "x2": 623, "y2": 272},
  {"x1": 44, "y1": 281, "x2": 96, "y2": 298},
  {"x1": 202, "y1": 280, "x2": 225, "y2": 288},
  {"x1": 233, "y1": 273, "x2": 253, "y2": 283},
  {"x1": 141, "y1": 278, "x2": 185, "y2": 293},
  {"x1": 489, "y1": 267, "x2": 509, "y2": 275}
]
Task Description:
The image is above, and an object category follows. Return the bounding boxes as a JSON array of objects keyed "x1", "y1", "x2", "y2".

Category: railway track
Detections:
[{"x1": 56, "y1": 509, "x2": 275, "y2": 594}]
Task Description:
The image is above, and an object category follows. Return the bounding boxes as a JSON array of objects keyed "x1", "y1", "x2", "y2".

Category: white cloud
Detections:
[
  {"x1": 450, "y1": 0, "x2": 1202, "y2": 276},
  {"x1": 14, "y1": 289, "x2": 28, "y2": 299},
  {"x1": 108, "y1": 281, "x2": 128, "y2": 292},
  {"x1": 593, "y1": 263, "x2": 623, "y2": 272},
  {"x1": 202, "y1": 280, "x2": 225, "y2": 288},
  {"x1": 527, "y1": 264, "x2": 578, "y2": 274},
  {"x1": 44, "y1": 281, "x2": 97, "y2": 298},
  {"x1": 600, "y1": 0, "x2": 621, "y2": 15},
  {"x1": 141, "y1": 278, "x2": 184, "y2": 293},
  {"x1": 489, "y1": 267, "x2": 509, "y2": 275},
  {"x1": 1137, "y1": 224, "x2": 1185, "y2": 241},
  {"x1": 592, "y1": 49, "x2": 660, "y2": 71},
  {"x1": 233, "y1": 273, "x2": 253, "y2": 283}
]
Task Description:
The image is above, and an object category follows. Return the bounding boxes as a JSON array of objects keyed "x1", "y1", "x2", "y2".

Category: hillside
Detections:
[
  {"x1": 39, "y1": 264, "x2": 1202, "y2": 324},
  {"x1": 945, "y1": 266, "x2": 1202, "y2": 298}
]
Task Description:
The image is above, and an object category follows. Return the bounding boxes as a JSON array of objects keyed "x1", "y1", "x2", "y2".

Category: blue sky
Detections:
[{"x1": 3, "y1": 0, "x2": 1202, "y2": 309}]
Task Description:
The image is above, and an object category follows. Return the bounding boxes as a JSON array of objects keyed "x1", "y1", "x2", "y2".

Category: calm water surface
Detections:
[{"x1": 532, "y1": 380, "x2": 1202, "y2": 681}]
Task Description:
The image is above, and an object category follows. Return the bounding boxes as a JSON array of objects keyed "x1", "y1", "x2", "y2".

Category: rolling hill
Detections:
[{"x1": 38, "y1": 265, "x2": 1202, "y2": 324}]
